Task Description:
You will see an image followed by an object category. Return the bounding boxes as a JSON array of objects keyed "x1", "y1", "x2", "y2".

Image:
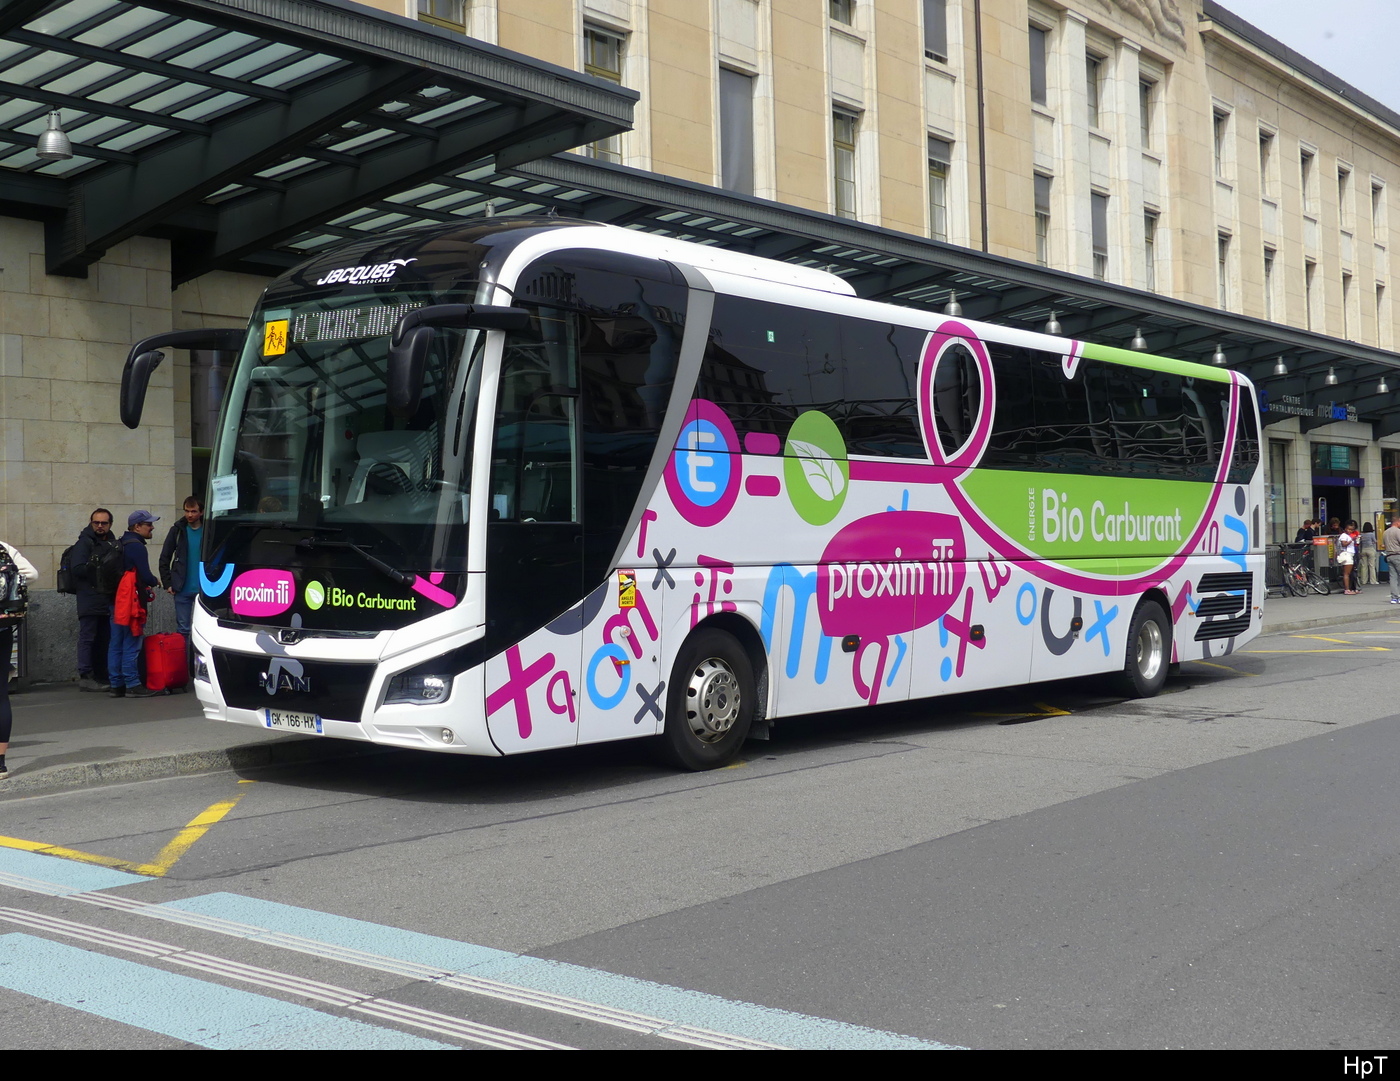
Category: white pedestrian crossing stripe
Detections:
[{"x1": 0, "y1": 846, "x2": 958, "y2": 1050}]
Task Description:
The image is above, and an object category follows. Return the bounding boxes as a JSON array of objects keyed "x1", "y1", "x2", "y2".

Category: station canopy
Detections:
[{"x1": 2, "y1": 0, "x2": 1399, "y2": 434}]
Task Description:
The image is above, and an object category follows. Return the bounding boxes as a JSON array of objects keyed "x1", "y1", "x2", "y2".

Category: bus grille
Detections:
[
  {"x1": 212, "y1": 649, "x2": 374, "y2": 723},
  {"x1": 1192, "y1": 572, "x2": 1253, "y2": 641}
]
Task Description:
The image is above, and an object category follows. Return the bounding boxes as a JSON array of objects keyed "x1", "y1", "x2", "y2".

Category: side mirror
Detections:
[
  {"x1": 387, "y1": 304, "x2": 529, "y2": 416},
  {"x1": 120, "y1": 327, "x2": 245, "y2": 429}
]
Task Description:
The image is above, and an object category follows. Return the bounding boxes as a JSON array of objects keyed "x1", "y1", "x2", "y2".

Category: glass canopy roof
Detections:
[{"x1": 1, "y1": 0, "x2": 1396, "y2": 431}]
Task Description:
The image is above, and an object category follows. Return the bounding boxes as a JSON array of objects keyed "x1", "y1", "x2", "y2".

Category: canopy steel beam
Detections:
[
  {"x1": 0, "y1": 0, "x2": 58, "y2": 36},
  {"x1": 182, "y1": 101, "x2": 588, "y2": 280},
  {"x1": 48, "y1": 63, "x2": 426, "y2": 276}
]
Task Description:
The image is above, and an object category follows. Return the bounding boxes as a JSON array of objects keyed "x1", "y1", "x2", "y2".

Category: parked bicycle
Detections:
[{"x1": 1279, "y1": 543, "x2": 1330, "y2": 596}]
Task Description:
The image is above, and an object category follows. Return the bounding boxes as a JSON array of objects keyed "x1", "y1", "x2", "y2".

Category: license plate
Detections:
[{"x1": 263, "y1": 709, "x2": 323, "y2": 734}]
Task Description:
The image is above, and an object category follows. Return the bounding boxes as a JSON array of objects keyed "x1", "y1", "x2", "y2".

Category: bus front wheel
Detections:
[
  {"x1": 655, "y1": 628, "x2": 756, "y2": 771},
  {"x1": 1111, "y1": 600, "x2": 1172, "y2": 699}
]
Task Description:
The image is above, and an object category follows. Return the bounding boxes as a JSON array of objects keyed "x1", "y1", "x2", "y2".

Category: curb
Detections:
[
  {"x1": 1262, "y1": 603, "x2": 1400, "y2": 635},
  {"x1": 0, "y1": 735, "x2": 388, "y2": 799}
]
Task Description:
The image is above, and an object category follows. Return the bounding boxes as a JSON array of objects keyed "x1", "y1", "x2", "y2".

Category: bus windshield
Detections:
[{"x1": 208, "y1": 289, "x2": 481, "y2": 598}]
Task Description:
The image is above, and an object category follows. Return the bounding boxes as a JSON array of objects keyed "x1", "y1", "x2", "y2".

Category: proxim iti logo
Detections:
[
  {"x1": 230, "y1": 569, "x2": 296, "y2": 618},
  {"x1": 315, "y1": 258, "x2": 416, "y2": 286}
]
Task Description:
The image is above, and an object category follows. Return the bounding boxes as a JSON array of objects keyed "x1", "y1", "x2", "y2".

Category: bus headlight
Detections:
[
  {"x1": 385, "y1": 673, "x2": 451, "y2": 705},
  {"x1": 193, "y1": 651, "x2": 210, "y2": 683}
]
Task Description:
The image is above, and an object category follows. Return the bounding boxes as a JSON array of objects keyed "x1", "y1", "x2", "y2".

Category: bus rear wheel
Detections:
[
  {"x1": 655, "y1": 628, "x2": 755, "y2": 771},
  {"x1": 1111, "y1": 600, "x2": 1171, "y2": 699}
]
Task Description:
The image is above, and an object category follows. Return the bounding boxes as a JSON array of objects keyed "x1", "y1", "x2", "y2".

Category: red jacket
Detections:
[{"x1": 114, "y1": 569, "x2": 148, "y2": 635}]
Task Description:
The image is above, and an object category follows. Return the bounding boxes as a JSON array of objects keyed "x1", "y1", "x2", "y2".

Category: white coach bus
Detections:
[{"x1": 120, "y1": 219, "x2": 1263, "y2": 769}]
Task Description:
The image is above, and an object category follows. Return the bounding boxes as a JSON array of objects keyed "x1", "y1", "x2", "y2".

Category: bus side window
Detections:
[
  {"x1": 701, "y1": 296, "x2": 844, "y2": 440},
  {"x1": 490, "y1": 309, "x2": 580, "y2": 523},
  {"x1": 984, "y1": 345, "x2": 1038, "y2": 470},
  {"x1": 839, "y1": 320, "x2": 924, "y2": 458}
]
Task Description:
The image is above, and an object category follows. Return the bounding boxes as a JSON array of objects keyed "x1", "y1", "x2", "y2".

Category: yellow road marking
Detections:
[
  {"x1": 1244, "y1": 647, "x2": 1390, "y2": 653},
  {"x1": 1186, "y1": 660, "x2": 1259, "y2": 675},
  {"x1": 973, "y1": 701, "x2": 1071, "y2": 720},
  {"x1": 720, "y1": 760, "x2": 748, "y2": 770},
  {"x1": 0, "y1": 788, "x2": 250, "y2": 878},
  {"x1": 1289, "y1": 634, "x2": 1354, "y2": 643}
]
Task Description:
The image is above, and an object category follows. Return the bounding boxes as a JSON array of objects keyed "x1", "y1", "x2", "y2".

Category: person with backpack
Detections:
[
  {"x1": 0, "y1": 540, "x2": 36, "y2": 780},
  {"x1": 69, "y1": 507, "x2": 122, "y2": 692},
  {"x1": 109, "y1": 510, "x2": 161, "y2": 698}
]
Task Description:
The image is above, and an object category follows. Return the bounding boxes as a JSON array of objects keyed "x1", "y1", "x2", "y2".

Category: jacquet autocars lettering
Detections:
[{"x1": 314, "y1": 258, "x2": 416, "y2": 286}]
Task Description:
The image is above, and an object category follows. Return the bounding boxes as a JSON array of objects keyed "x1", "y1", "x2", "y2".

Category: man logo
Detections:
[{"x1": 258, "y1": 670, "x2": 311, "y2": 694}]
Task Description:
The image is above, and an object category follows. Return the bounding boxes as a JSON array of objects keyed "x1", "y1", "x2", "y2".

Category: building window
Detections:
[
  {"x1": 1259, "y1": 130, "x2": 1275, "y2": 196},
  {"x1": 1212, "y1": 109, "x2": 1230, "y2": 179},
  {"x1": 1305, "y1": 258, "x2": 1317, "y2": 329},
  {"x1": 1384, "y1": 448, "x2": 1400, "y2": 506},
  {"x1": 924, "y1": 0, "x2": 948, "y2": 62},
  {"x1": 418, "y1": 0, "x2": 466, "y2": 33},
  {"x1": 1029, "y1": 25, "x2": 1048, "y2": 107},
  {"x1": 1091, "y1": 190, "x2": 1108, "y2": 280},
  {"x1": 1263, "y1": 246, "x2": 1276, "y2": 322},
  {"x1": 833, "y1": 110, "x2": 858, "y2": 219},
  {"x1": 830, "y1": 0, "x2": 854, "y2": 25},
  {"x1": 719, "y1": 68, "x2": 755, "y2": 195},
  {"x1": 1217, "y1": 232, "x2": 1231, "y2": 308},
  {"x1": 1379, "y1": 281, "x2": 1391, "y2": 348},
  {"x1": 1300, "y1": 148, "x2": 1315, "y2": 215},
  {"x1": 583, "y1": 26, "x2": 624, "y2": 163},
  {"x1": 1268, "y1": 441, "x2": 1290, "y2": 545},
  {"x1": 1139, "y1": 80, "x2": 1156, "y2": 149},
  {"x1": 928, "y1": 137, "x2": 951, "y2": 240},
  {"x1": 1034, "y1": 173, "x2": 1052, "y2": 266},
  {"x1": 1373, "y1": 180, "x2": 1386, "y2": 231},
  {"x1": 1342, "y1": 271, "x2": 1353, "y2": 338},
  {"x1": 1144, "y1": 210, "x2": 1158, "y2": 291},
  {"x1": 1086, "y1": 54, "x2": 1103, "y2": 129},
  {"x1": 1339, "y1": 165, "x2": 1353, "y2": 229}
]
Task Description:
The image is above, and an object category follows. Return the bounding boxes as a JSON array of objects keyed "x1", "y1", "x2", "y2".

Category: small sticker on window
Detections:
[
  {"x1": 211, "y1": 473, "x2": 238, "y2": 512},
  {"x1": 263, "y1": 319, "x2": 288, "y2": 356}
]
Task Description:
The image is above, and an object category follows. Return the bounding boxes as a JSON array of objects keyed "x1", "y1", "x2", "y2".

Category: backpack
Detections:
[
  {"x1": 93, "y1": 540, "x2": 126, "y2": 595},
  {"x1": 0, "y1": 546, "x2": 27, "y2": 624},
  {"x1": 56, "y1": 544, "x2": 78, "y2": 594}
]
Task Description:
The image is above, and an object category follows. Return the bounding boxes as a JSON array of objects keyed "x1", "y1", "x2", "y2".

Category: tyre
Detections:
[
  {"x1": 1307, "y1": 571, "x2": 1330, "y2": 596},
  {"x1": 654, "y1": 628, "x2": 756, "y2": 771},
  {"x1": 1110, "y1": 600, "x2": 1171, "y2": 699}
]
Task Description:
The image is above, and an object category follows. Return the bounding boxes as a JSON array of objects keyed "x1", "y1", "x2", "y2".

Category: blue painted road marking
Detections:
[
  {"x1": 0, "y1": 933, "x2": 452, "y2": 1050},
  {"x1": 0, "y1": 847, "x2": 147, "y2": 894},
  {"x1": 159, "y1": 893, "x2": 954, "y2": 1049}
]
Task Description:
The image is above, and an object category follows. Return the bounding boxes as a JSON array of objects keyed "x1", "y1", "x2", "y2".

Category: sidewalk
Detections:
[{"x1": 3, "y1": 588, "x2": 1398, "y2": 798}]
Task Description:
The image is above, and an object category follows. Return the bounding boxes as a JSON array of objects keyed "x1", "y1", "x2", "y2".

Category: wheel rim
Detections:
[
  {"x1": 1135, "y1": 619, "x2": 1164, "y2": 682},
  {"x1": 684, "y1": 657, "x2": 741, "y2": 743}
]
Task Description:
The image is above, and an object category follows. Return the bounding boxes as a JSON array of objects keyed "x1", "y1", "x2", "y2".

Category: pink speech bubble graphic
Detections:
[
  {"x1": 229, "y1": 569, "x2": 295, "y2": 618},
  {"x1": 816, "y1": 511, "x2": 967, "y2": 638}
]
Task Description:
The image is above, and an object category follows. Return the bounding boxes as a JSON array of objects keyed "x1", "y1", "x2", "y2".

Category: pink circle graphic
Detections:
[
  {"x1": 917, "y1": 320, "x2": 998, "y2": 476},
  {"x1": 664, "y1": 399, "x2": 743, "y2": 527}
]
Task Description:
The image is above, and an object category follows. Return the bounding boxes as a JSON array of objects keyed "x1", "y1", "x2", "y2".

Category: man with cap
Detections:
[{"x1": 108, "y1": 510, "x2": 162, "y2": 698}]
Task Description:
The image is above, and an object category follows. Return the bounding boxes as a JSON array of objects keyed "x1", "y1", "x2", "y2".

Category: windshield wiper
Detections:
[{"x1": 292, "y1": 537, "x2": 414, "y2": 587}]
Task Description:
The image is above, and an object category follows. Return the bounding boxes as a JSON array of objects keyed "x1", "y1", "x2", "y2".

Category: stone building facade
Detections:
[{"x1": 4, "y1": 0, "x2": 1400, "y2": 678}]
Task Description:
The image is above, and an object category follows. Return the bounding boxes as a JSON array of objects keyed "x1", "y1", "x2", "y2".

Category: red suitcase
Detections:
[{"x1": 143, "y1": 632, "x2": 189, "y2": 693}]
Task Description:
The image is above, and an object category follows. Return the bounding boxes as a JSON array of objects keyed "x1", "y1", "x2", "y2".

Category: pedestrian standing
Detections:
[
  {"x1": 1337, "y1": 522, "x2": 1359, "y2": 594},
  {"x1": 70, "y1": 507, "x2": 120, "y2": 692},
  {"x1": 159, "y1": 496, "x2": 204, "y2": 638},
  {"x1": 1386, "y1": 515, "x2": 1400, "y2": 604},
  {"x1": 0, "y1": 540, "x2": 36, "y2": 780},
  {"x1": 1359, "y1": 522, "x2": 1379, "y2": 587},
  {"x1": 109, "y1": 510, "x2": 161, "y2": 698}
]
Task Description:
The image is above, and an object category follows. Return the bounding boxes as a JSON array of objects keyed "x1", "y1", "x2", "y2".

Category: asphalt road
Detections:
[{"x1": 2, "y1": 620, "x2": 1399, "y2": 1050}]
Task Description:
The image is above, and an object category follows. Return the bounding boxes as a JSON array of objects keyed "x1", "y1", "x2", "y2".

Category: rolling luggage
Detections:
[{"x1": 143, "y1": 632, "x2": 189, "y2": 693}]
